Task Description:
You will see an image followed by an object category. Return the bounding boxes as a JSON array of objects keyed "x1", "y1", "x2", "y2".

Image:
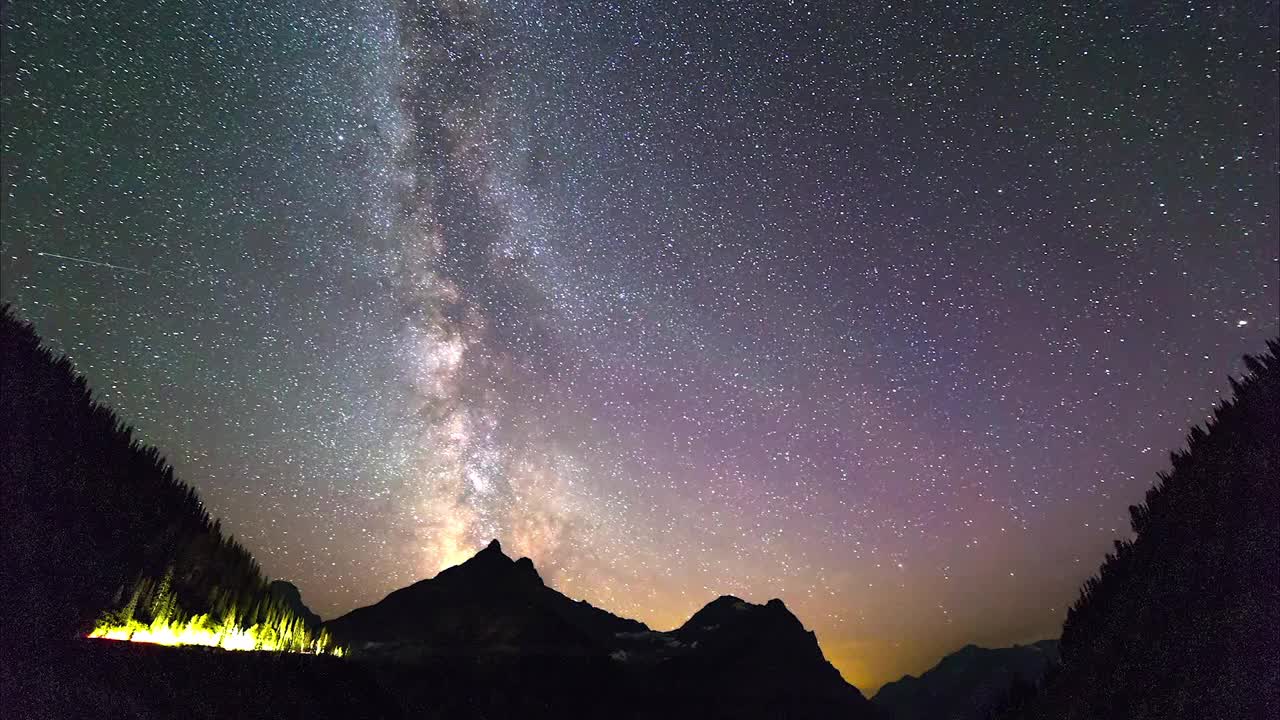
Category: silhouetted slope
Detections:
[
  {"x1": 0, "y1": 306, "x2": 315, "y2": 650},
  {"x1": 325, "y1": 539, "x2": 647, "y2": 653},
  {"x1": 873, "y1": 640, "x2": 1058, "y2": 720},
  {"x1": 1010, "y1": 341, "x2": 1280, "y2": 719}
]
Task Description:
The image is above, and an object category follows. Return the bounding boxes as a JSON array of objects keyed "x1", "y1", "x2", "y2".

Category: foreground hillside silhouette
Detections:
[
  {"x1": 0, "y1": 306, "x2": 326, "y2": 654},
  {"x1": 1, "y1": 307, "x2": 874, "y2": 719},
  {"x1": 1005, "y1": 341, "x2": 1280, "y2": 719}
]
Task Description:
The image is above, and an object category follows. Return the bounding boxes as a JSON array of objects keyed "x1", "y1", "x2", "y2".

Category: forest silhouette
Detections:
[
  {"x1": 1000, "y1": 340, "x2": 1280, "y2": 719},
  {"x1": 0, "y1": 305, "x2": 330, "y2": 655}
]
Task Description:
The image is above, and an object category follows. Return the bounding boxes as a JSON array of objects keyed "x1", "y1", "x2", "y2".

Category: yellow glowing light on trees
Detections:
[{"x1": 86, "y1": 572, "x2": 345, "y2": 656}]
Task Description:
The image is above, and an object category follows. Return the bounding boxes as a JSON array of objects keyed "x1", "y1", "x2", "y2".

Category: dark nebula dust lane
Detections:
[{"x1": 2, "y1": 0, "x2": 1276, "y2": 690}]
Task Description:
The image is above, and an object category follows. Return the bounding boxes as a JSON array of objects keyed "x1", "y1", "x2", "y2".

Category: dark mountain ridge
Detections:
[
  {"x1": 322, "y1": 540, "x2": 877, "y2": 718},
  {"x1": 325, "y1": 538, "x2": 647, "y2": 654},
  {"x1": 657, "y1": 593, "x2": 872, "y2": 715},
  {"x1": 873, "y1": 640, "x2": 1059, "y2": 720}
]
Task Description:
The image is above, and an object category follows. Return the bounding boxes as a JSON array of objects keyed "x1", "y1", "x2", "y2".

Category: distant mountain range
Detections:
[
  {"x1": 322, "y1": 539, "x2": 877, "y2": 719},
  {"x1": 873, "y1": 640, "x2": 1059, "y2": 720}
]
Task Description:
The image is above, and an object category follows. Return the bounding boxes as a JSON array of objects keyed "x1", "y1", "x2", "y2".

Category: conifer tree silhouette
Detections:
[
  {"x1": 0, "y1": 305, "x2": 322, "y2": 654},
  {"x1": 1009, "y1": 340, "x2": 1280, "y2": 719}
]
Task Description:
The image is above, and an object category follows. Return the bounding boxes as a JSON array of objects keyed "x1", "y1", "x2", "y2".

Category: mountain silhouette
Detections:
[
  {"x1": 654, "y1": 594, "x2": 875, "y2": 717},
  {"x1": 873, "y1": 640, "x2": 1059, "y2": 720},
  {"x1": 268, "y1": 580, "x2": 323, "y2": 630},
  {"x1": 325, "y1": 539, "x2": 647, "y2": 654},
  {"x1": 324, "y1": 540, "x2": 877, "y2": 718}
]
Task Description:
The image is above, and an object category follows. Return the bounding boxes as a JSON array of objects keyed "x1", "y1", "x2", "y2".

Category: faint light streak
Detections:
[{"x1": 36, "y1": 251, "x2": 149, "y2": 275}]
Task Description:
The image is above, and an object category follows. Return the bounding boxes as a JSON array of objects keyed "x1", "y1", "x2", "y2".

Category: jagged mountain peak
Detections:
[
  {"x1": 652, "y1": 593, "x2": 871, "y2": 716},
  {"x1": 322, "y1": 553, "x2": 872, "y2": 717},
  {"x1": 324, "y1": 541, "x2": 642, "y2": 650},
  {"x1": 427, "y1": 539, "x2": 544, "y2": 588},
  {"x1": 678, "y1": 594, "x2": 803, "y2": 637}
]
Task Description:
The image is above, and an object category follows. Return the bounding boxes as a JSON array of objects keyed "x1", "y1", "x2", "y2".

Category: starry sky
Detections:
[{"x1": 2, "y1": 0, "x2": 1277, "y2": 692}]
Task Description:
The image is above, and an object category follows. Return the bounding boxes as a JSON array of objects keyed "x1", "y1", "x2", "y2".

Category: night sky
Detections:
[{"x1": 2, "y1": 0, "x2": 1276, "y2": 691}]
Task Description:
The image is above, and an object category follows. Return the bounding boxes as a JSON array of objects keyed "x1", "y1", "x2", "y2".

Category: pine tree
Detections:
[{"x1": 1011, "y1": 340, "x2": 1280, "y2": 719}]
